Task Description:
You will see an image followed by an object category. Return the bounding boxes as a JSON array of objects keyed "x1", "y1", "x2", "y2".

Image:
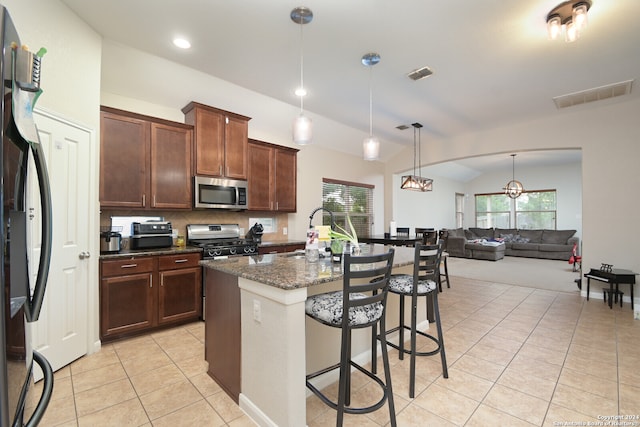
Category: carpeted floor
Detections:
[{"x1": 445, "y1": 255, "x2": 582, "y2": 293}]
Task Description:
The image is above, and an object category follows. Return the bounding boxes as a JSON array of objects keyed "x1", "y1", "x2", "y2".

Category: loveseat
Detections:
[{"x1": 443, "y1": 227, "x2": 579, "y2": 261}]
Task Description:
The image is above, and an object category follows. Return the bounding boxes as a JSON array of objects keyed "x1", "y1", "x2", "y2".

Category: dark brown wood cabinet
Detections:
[
  {"x1": 100, "y1": 252, "x2": 202, "y2": 341},
  {"x1": 182, "y1": 102, "x2": 250, "y2": 179},
  {"x1": 99, "y1": 106, "x2": 193, "y2": 210},
  {"x1": 205, "y1": 268, "x2": 241, "y2": 402},
  {"x1": 157, "y1": 253, "x2": 202, "y2": 325},
  {"x1": 247, "y1": 139, "x2": 298, "y2": 212}
]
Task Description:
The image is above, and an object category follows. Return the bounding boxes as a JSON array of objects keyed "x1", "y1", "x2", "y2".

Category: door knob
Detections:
[{"x1": 79, "y1": 251, "x2": 91, "y2": 259}]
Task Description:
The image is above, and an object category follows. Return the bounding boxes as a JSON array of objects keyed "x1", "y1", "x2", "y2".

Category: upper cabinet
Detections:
[
  {"x1": 100, "y1": 106, "x2": 193, "y2": 210},
  {"x1": 248, "y1": 139, "x2": 298, "y2": 212},
  {"x1": 182, "y1": 102, "x2": 251, "y2": 179}
]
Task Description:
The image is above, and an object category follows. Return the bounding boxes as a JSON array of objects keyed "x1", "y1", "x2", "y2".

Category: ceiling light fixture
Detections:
[
  {"x1": 546, "y1": 0, "x2": 591, "y2": 42},
  {"x1": 362, "y1": 52, "x2": 381, "y2": 161},
  {"x1": 503, "y1": 154, "x2": 524, "y2": 199},
  {"x1": 173, "y1": 38, "x2": 191, "y2": 49},
  {"x1": 290, "y1": 6, "x2": 313, "y2": 145},
  {"x1": 400, "y1": 123, "x2": 433, "y2": 192}
]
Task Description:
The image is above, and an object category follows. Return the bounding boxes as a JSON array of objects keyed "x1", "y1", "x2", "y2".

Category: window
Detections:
[
  {"x1": 322, "y1": 178, "x2": 374, "y2": 237},
  {"x1": 455, "y1": 193, "x2": 465, "y2": 228},
  {"x1": 515, "y1": 190, "x2": 557, "y2": 229},
  {"x1": 475, "y1": 190, "x2": 557, "y2": 229}
]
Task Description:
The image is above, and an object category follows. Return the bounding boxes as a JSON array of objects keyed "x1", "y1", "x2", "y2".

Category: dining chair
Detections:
[
  {"x1": 395, "y1": 227, "x2": 410, "y2": 237},
  {"x1": 415, "y1": 228, "x2": 437, "y2": 244},
  {"x1": 372, "y1": 242, "x2": 448, "y2": 398},
  {"x1": 305, "y1": 249, "x2": 397, "y2": 427}
]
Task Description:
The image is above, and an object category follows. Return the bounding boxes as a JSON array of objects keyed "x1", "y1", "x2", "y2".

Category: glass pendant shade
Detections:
[
  {"x1": 363, "y1": 136, "x2": 379, "y2": 161},
  {"x1": 293, "y1": 114, "x2": 312, "y2": 145},
  {"x1": 546, "y1": 1, "x2": 591, "y2": 42},
  {"x1": 547, "y1": 14, "x2": 562, "y2": 40},
  {"x1": 573, "y1": 2, "x2": 588, "y2": 31}
]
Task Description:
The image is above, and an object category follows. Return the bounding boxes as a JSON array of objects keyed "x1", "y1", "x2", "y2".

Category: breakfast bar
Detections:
[{"x1": 201, "y1": 245, "x2": 416, "y2": 427}]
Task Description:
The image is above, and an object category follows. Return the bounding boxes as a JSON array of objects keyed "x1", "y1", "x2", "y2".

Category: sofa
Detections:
[{"x1": 443, "y1": 227, "x2": 579, "y2": 261}]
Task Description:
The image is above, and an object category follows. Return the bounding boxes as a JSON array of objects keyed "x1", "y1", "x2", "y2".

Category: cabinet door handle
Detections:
[
  {"x1": 219, "y1": 165, "x2": 222, "y2": 175},
  {"x1": 121, "y1": 264, "x2": 138, "y2": 268},
  {"x1": 150, "y1": 275, "x2": 153, "y2": 288},
  {"x1": 153, "y1": 194, "x2": 156, "y2": 207},
  {"x1": 142, "y1": 194, "x2": 146, "y2": 206},
  {"x1": 174, "y1": 259, "x2": 188, "y2": 263}
]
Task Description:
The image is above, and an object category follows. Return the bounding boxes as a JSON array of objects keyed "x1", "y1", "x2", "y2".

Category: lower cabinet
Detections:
[{"x1": 100, "y1": 252, "x2": 202, "y2": 341}]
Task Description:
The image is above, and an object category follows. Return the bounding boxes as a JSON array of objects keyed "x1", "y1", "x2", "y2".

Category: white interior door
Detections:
[{"x1": 27, "y1": 110, "x2": 92, "y2": 376}]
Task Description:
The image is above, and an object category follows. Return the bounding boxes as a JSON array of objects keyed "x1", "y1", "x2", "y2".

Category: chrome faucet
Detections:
[{"x1": 308, "y1": 207, "x2": 335, "y2": 230}]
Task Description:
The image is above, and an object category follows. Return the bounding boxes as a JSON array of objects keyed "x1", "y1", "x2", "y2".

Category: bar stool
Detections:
[
  {"x1": 305, "y1": 249, "x2": 397, "y2": 426},
  {"x1": 373, "y1": 242, "x2": 448, "y2": 398}
]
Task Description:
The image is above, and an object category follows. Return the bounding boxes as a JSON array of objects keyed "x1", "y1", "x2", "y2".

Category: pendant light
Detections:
[
  {"x1": 400, "y1": 123, "x2": 433, "y2": 191},
  {"x1": 362, "y1": 52, "x2": 380, "y2": 161},
  {"x1": 291, "y1": 6, "x2": 313, "y2": 145},
  {"x1": 503, "y1": 153, "x2": 524, "y2": 199}
]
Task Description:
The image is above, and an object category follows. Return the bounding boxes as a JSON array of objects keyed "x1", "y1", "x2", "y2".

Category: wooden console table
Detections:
[{"x1": 584, "y1": 268, "x2": 637, "y2": 309}]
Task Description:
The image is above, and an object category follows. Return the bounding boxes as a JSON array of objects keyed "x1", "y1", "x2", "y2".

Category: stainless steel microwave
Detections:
[{"x1": 194, "y1": 176, "x2": 249, "y2": 210}]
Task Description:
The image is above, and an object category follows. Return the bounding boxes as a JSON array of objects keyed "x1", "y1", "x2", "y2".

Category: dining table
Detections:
[{"x1": 358, "y1": 234, "x2": 422, "y2": 246}]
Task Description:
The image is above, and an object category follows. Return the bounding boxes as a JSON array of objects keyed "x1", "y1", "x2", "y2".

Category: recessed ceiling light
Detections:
[{"x1": 173, "y1": 38, "x2": 191, "y2": 49}]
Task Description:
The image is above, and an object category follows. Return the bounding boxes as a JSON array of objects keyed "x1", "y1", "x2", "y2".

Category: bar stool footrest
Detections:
[
  {"x1": 306, "y1": 360, "x2": 391, "y2": 415},
  {"x1": 383, "y1": 325, "x2": 442, "y2": 357}
]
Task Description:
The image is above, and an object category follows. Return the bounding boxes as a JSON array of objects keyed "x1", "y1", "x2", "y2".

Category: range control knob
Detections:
[{"x1": 229, "y1": 247, "x2": 237, "y2": 255}]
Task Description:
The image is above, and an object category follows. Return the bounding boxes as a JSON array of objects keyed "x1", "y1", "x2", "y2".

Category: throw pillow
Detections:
[
  {"x1": 500, "y1": 233, "x2": 514, "y2": 242},
  {"x1": 513, "y1": 235, "x2": 530, "y2": 243}
]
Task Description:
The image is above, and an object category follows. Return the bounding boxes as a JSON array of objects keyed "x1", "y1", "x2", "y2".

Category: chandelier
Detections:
[
  {"x1": 503, "y1": 154, "x2": 524, "y2": 199},
  {"x1": 400, "y1": 123, "x2": 433, "y2": 192},
  {"x1": 291, "y1": 6, "x2": 313, "y2": 145},
  {"x1": 547, "y1": 1, "x2": 591, "y2": 43},
  {"x1": 362, "y1": 52, "x2": 380, "y2": 161}
]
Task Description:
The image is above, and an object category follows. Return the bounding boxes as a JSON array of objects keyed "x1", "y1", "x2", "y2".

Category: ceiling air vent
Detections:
[
  {"x1": 553, "y1": 79, "x2": 633, "y2": 109},
  {"x1": 407, "y1": 66, "x2": 433, "y2": 81}
]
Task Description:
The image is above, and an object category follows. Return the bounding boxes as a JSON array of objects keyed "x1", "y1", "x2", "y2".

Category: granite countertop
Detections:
[
  {"x1": 201, "y1": 244, "x2": 414, "y2": 291},
  {"x1": 258, "y1": 239, "x2": 306, "y2": 247},
  {"x1": 99, "y1": 246, "x2": 202, "y2": 260}
]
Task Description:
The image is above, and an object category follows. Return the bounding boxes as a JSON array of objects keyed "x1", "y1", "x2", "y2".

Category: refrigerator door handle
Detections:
[
  {"x1": 24, "y1": 351, "x2": 54, "y2": 427},
  {"x1": 24, "y1": 141, "x2": 52, "y2": 322}
]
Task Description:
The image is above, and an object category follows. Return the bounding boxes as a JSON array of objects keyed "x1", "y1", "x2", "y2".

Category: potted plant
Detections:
[{"x1": 328, "y1": 215, "x2": 360, "y2": 260}]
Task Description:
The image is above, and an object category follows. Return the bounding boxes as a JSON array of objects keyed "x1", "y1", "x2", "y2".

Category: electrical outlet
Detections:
[
  {"x1": 283, "y1": 227, "x2": 288, "y2": 235},
  {"x1": 253, "y1": 299, "x2": 261, "y2": 323}
]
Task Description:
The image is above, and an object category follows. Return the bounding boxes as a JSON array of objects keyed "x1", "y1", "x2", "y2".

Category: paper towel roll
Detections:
[{"x1": 390, "y1": 221, "x2": 397, "y2": 237}]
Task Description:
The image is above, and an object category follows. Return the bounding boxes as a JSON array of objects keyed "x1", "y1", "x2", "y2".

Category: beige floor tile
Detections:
[
  {"x1": 433, "y1": 367, "x2": 493, "y2": 401},
  {"x1": 120, "y1": 347, "x2": 173, "y2": 377},
  {"x1": 228, "y1": 415, "x2": 260, "y2": 426},
  {"x1": 478, "y1": 332, "x2": 524, "y2": 353},
  {"x1": 508, "y1": 353, "x2": 562, "y2": 382},
  {"x1": 112, "y1": 335, "x2": 159, "y2": 361},
  {"x1": 558, "y1": 366, "x2": 618, "y2": 399},
  {"x1": 451, "y1": 354, "x2": 506, "y2": 382},
  {"x1": 551, "y1": 383, "x2": 617, "y2": 419},
  {"x1": 139, "y1": 379, "x2": 202, "y2": 420},
  {"x1": 497, "y1": 367, "x2": 556, "y2": 401},
  {"x1": 189, "y1": 371, "x2": 223, "y2": 397},
  {"x1": 32, "y1": 394, "x2": 77, "y2": 426},
  {"x1": 77, "y1": 397, "x2": 149, "y2": 427},
  {"x1": 130, "y1": 363, "x2": 187, "y2": 396},
  {"x1": 563, "y1": 352, "x2": 618, "y2": 381},
  {"x1": 74, "y1": 378, "x2": 137, "y2": 418},
  {"x1": 413, "y1": 383, "x2": 479, "y2": 425},
  {"x1": 174, "y1": 353, "x2": 210, "y2": 378},
  {"x1": 466, "y1": 342, "x2": 516, "y2": 366},
  {"x1": 395, "y1": 403, "x2": 457, "y2": 427},
  {"x1": 619, "y1": 383, "x2": 640, "y2": 415},
  {"x1": 206, "y1": 390, "x2": 246, "y2": 423},
  {"x1": 483, "y1": 383, "x2": 549, "y2": 425},
  {"x1": 543, "y1": 403, "x2": 600, "y2": 427},
  {"x1": 72, "y1": 361, "x2": 128, "y2": 393},
  {"x1": 516, "y1": 342, "x2": 567, "y2": 366},
  {"x1": 70, "y1": 346, "x2": 120, "y2": 375},
  {"x1": 151, "y1": 399, "x2": 226, "y2": 427},
  {"x1": 466, "y1": 404, "x2": 537, "y2": 427}
]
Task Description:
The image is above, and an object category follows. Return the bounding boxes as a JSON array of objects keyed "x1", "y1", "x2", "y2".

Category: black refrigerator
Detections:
[{"x1": 0, "y1": 4, "x2": 53, "y2": 426}]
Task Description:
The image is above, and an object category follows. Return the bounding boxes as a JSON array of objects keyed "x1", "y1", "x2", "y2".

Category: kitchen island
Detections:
[{"x1": 201, "y1": 244, "x2": 418, "y2": 427}]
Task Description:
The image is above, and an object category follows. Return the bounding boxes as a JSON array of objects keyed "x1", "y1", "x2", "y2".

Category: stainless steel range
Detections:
[{"x1": 187, "y1": 224, "x2": 258, "y2": 259}]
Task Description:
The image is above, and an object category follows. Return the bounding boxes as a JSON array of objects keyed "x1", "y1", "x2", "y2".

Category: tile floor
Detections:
[{"x1": 33, "y1": 276, "x2": 640, "y2": 426}]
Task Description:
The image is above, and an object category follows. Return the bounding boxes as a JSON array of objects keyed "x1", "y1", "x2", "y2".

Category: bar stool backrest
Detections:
[
  {"x1": 413, "y1": 242, "x2": 443, "y2": 287},
  {"x1": 342, "y1": 249, "x2": 395, "y2": 329}
]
